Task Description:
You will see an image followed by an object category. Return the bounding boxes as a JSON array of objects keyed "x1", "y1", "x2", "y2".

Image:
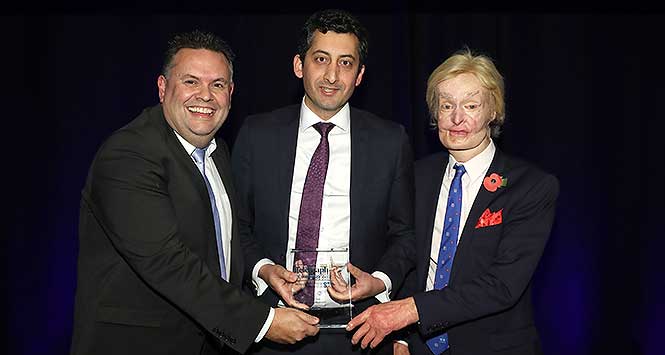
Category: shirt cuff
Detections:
[
  {"x1": 252, "y1": 258, "x2": 275, "y2": 296},
  {"x1": 254, "y1": 307, "x2": 275, "y2": 342},
  {"x1": 395, "y1": 340, "x2": 409, "y2": 347},
  {"x1": 371, "y1": 271, "x2": 392, "y2": 303}
]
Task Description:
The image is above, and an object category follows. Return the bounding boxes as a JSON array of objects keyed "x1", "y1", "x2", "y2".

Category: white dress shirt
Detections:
[
  {"x1": 253, "y1": 98, "x2": 392, "y2": 304},
  {"x1": 174, "y1": 132, "x2": 273, "y2": 342},
  {"x1": 426, "y1": 140, "x2": 496, "y2": 292}
]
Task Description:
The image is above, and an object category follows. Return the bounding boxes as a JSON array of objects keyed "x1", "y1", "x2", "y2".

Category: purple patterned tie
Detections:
[{"x1": 294, "y1": 122, "x2": 334, "y2": 306}]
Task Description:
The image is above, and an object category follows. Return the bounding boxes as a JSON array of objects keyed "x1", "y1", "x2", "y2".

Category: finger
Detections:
[
  {"x1": 346, "y1": 309, "x2": 370, "y2": 331},
  {"x1": 280, "y1": 267, "x2": 299, "y2": 283},
  {"x1": 331, "y1": 267, "x2": 349, "y2": 289},
  {"x1": 283, "y1": 295, "x2": 310, "y2": 310},
  {"x1": 351, "y1": 322, "x2": 371, "y2": 345},
  {"x1": 346, "y1": 262, "x2": 365, "y2": 278},
  {"x1": 296, "y1": 310, "x2": 320, "y2": 325},
  {"x1": 328, "y1": 273, "x2": 349, "y2": 295},
  {"x1": 304, "y1": 323, "x2": 319, "y2": 337},
  {"x1": 370, "y1": 333, "x2": 386, "y2": 349},
  {"x1": 361, "y1": 329, "x2": 376, "y2": 349}
]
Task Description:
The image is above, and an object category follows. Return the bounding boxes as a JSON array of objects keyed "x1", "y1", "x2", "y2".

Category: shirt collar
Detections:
[
  {"x1": 299, "y1": 96, "x2": 350, "y2": 132},
  {"x1": 173, "y1": 130, "x2": 217, "y2": 158},
  {"x1": 446, "y1": 139, "x2": 496, "y2": 181}
]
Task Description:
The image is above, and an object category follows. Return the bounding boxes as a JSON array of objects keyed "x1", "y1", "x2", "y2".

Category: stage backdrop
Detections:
[{"x1": 8, "y1": 9, "x2": 664, "y2": 355}]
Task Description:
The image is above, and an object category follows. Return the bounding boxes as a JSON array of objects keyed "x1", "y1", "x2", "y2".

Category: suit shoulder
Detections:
[
  {"x1": 415, "y1": 152, "x2": 447, "y2": 173},
  {"x1": 96, "y1": 105, "x2": 165, "y2": 156},
  {"x1": 503, "y1": 153, "x2": 559, "y2": 194},
  {"x1": 241, "y1": 104, "x2": 300, "y2": 128},
  {"x1": 351, "y1": 107, "x2": 406, "y2": 133}
]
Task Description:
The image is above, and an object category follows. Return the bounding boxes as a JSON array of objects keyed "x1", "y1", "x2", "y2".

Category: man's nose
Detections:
[
  {"x1": 323, "y1": 63, "x2": 338, "y2": 84},
  {"x1": 197, "y1": 85, "x2": 213, "y2": 101},
  {"x1": 451, "y1": 108, "x2": 465, "y2": 125}
]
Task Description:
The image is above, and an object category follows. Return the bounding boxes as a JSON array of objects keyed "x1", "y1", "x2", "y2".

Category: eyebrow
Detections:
[
  {"x1": 311, "y1": 49, "x2": 356, "y2": 60},
  {"x1": 178, "y1": 73, "x2": 229, "y2": 84},
  {"x1": 439, "y1": 90, "x2": 481, "y2": 101}
]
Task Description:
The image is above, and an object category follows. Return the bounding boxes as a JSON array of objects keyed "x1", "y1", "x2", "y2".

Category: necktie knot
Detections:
[
  {"x1": 192, "y1": 148, "x2": 207, "y2": 175},
  {"x1": 192, "y1": 147, "x2": 207, "y2": 164},
  {"x1": 313, "y1": 122, "x2": 334, "y2": 138},
  {"x1": 453, "y1": 163, "x2": 466, "y2": 178}
]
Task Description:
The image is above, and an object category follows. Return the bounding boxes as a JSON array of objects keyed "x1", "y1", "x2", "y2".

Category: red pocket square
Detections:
[{"x1": 475, "y1": 208, "x2": 503, "y2": 228}]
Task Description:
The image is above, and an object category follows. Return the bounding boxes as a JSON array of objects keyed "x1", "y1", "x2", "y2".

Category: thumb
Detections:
[
  {"x1": 297, "y1": 311, "x2": 320, "y2": 325},
  {"x1": 346, "y1": 262, "x2": 365, "y2": 278},
  {"x1": 280, "y1": 267, "x2": 298, "y2": 283}
]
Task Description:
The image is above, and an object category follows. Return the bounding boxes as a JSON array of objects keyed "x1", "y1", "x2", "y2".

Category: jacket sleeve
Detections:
[{"x1": 374, "y1": 126, "x2": 417, "y2": 296}]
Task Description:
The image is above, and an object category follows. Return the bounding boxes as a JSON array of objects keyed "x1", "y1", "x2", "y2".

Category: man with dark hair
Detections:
[
  {"x1": 71, "y1": 30, "x2": 319, "y2": 355},
  {"x1": 232, "y1": 9, "x2": 415, "y2": 355}
]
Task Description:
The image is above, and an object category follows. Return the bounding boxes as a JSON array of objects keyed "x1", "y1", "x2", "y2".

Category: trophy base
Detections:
[{"x1": 308, "y1": 305, "x2": 353, "y2": 329}]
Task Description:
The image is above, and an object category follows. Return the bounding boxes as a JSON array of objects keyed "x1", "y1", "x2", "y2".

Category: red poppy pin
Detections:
[
  {"x1": 483, "y1": 173, "x2": 507, "y2": 192},
  {"x1": 475, "y1": 208, "x2": 503, "y2": 228}
]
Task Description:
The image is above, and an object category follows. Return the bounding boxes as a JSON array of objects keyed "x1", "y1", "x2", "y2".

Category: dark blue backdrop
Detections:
[{"x1": 8, "y1": 6, "x2": 664, "y2": 355}]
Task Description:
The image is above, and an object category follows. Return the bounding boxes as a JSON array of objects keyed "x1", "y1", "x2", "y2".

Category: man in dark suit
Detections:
[
  {"x1": 346, "y1": 49, "x2": 559, "y2": 355},
  {"x1": 231, "y1": 9, "x2": 415, "y2": 355},
  {"x1": 71, "y1": 30, "x2": 319, "y2": 355}
]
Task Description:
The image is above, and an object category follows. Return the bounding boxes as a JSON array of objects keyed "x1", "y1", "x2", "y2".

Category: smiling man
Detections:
[
  {"x1": 232, "y1": 9, "x2": 415, "y2": 355},
  {"x1": 71, "y1": 30, "x2": 320, "y2": 355},
  {"x1": 346, "y1": 49, "x2": 560, "y2": 355}
]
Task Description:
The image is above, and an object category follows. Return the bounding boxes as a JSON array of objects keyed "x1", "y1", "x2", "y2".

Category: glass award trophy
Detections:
[{"x1": 288, "y1": 247, "x2": 353, "y2": 328}]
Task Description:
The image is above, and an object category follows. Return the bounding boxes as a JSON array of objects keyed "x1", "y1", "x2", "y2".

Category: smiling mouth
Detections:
[
  {"x1": 188, "y1": 106, "x2": 215, "y2": 116},
  {"x1": 320, "y1": 86, "x2": 339, "y2": 95}
]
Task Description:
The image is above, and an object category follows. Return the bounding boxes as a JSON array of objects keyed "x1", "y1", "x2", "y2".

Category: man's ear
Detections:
[
  {"x1": 157, "y1": 75, "x2": 167, "y2": 103},
  {"x1": 293, "y1": 54, "x2": 304, "y2": 79},
  {"x1": 354, "y1": 65, "x2": 366, "y2": 87}
]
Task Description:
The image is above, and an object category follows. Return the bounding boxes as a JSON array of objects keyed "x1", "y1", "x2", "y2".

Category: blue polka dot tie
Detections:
[
  {"x1": 426, "y1": 163, "x2": 465, "y2": 354},
  {"x1": 192, "y1": 148, "x2": 227, "y2": 281}
]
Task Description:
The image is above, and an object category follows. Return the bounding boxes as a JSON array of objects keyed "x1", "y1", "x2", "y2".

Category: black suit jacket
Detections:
[
  {"x1": 71, "y1": 105, "x2": 270, "y2": 355},
  {"x1": 231, "y1": 104, "x2": 415, "y2": 315},
  {"x1": 407, "y1": 148, "x2": 558, "y2": 355}
]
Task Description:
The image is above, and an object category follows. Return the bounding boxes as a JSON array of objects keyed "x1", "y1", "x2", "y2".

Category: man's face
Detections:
[
  {"x1": 436, "y1": 72, "x2": 494, "y2": 158},
  {"x1": 158, "y1": 48, "x2": 234, "y2": 147},
  {"x1": 293, "y1": 30, "x2": 365, "y2": 120}
]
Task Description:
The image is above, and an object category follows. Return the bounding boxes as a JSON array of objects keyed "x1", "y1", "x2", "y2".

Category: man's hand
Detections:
[
  {"x1": 265, "y1": 308, "x2": 319, "y2": 344},
  {"x1": 327, "y1": 263, "x2": 386, "y2": 302},
  {"x1": 394, "y1": 342, "x2": 410, "y2": 355},
  {"x1": 346, "y1": 297, "x2": 419, "y2": 349},
  {"x1": 258, "y1": 264, "x2": 308, "y2": 310}
]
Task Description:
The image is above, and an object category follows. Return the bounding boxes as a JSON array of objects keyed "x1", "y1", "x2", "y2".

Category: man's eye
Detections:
[
  {"x1": 441, "y1": 104, "x2": 453, "y2": 111},
  {"x1": 465, "y1": 104, "x2": 479, "y2": 110},
  {"x1": 213, "y1": 82, "x2": 226, "y2": 89},
  {"x1": 340, "y1": 60, "x2": 352, "y2": 66},
  {"x1": 184, "y1": 79, "x2": 197, "y2": 85},
  {"x1": 315, "y1": 57, "x2": 327, "y2": 63}
]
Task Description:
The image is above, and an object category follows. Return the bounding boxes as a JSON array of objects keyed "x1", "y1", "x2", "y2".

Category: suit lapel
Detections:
[
  {"x1": 211, "y1": 146, "x2": 242, "y2": 286},
  {"x1": 157, "y1": 109, "x2": 223, "y2": 280},
  {"x1": 349, "y1": 110, "x2": 369, "y2": 261},
  {"x1": 158, "y1": 109, "x2": 211, "y2": 207},
  {"x1": 451, "y1": 149, "x2": 508, "y2": 282},
  {"x1": 276, "y1": 111, "x2": 300, "y2": 250},
  {"x1": 418, "y1": 154, "x2": 449, "y2": 289}
]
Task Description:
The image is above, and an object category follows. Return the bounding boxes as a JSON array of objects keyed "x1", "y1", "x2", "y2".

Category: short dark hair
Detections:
[
  {"x1": 297, "y1": 9, "x2": 369, "y2": 68},
  {"x1": 162, "y1": 30, "x2": 236, "y2": 79}
]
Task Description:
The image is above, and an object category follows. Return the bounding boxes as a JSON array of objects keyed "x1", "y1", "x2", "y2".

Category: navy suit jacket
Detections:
[
  {"x1": 406, "y1": 148, "x2": 558, "y2": 355},
  {"x1": 72, "y1": 105, "x2": 270, "y2": 355},
  {"x1": 231, "y1": 104, "x2": 415, "y2": 315}
]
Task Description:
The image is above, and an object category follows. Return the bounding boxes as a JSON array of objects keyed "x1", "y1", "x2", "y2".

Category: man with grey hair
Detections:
[{"x1": 347, "y1": 49, "x2": 559, "y2": 355}]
